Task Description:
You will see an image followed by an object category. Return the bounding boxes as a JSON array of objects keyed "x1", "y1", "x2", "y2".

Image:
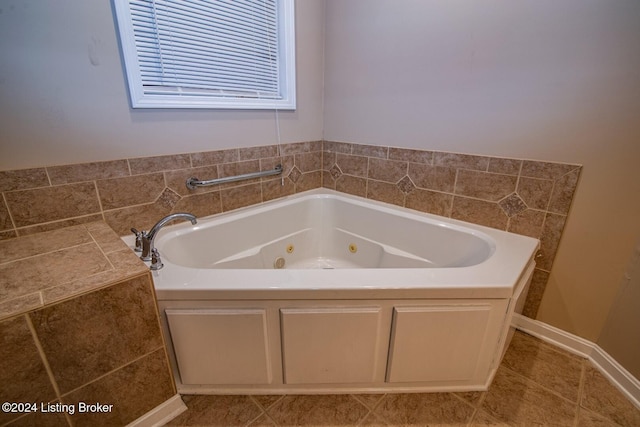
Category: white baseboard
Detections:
[
  {"x1": 512, "y1": 314, "x2": 640, "y2": 410},
  {"x1": 126, "y1": 394, "x2": 187, "y2": 427}
]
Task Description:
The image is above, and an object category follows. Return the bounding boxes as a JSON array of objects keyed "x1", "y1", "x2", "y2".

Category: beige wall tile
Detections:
[
  {"x1": 221, "y1": 182, "x2": 263, "y2": 212},
  {"x1": 280, "y1": 140, "x2": 322, "y2": 155},
  {"x1": 96, "y1": 173, "x2": 165, "y2": 210},
  {"x1": 103, "y1": 188, "x2": 180, "y2": 236},
  {"x1": 47, "y1": 160, "x2": 129, "y2": 185},
  {"x1": 508, "y1": 209, "x2": 546, "y2": 238},
  {"x1": 295, "y1": 151, "x2": 322, "y2": 173},
  {"x1": 322, "y1": 150, "x2": 336, "y2": 171},
  {"x1": 488, "y1": 158, "x2": 522, "y2": 175},
  {"x1": 0, "y1": 168, "x2": 49, "y2": 192},
  {"x1": 367, "y1": 180, "x2": 404, "y2": 206},
  {"x1": 172, "y1": 191, "x2": 222, "y2": 219},
  {"x1": 0, "y1": 230, "x2": 17, "y2": 240},
  {"x1": 455, "y1": 170, "x2": 517, "y2": 202},
  {"x1": 368, "y1": 158, "x2": 407, "y2": 183},
  {"x1": 129, "y1": 154, "x2": 191, "y2": 175},
  {"x1": 263, "y1": 177, "x2": 295, "y2": 202},
  {"x1": 336, "y1": 153, "x2": 368, "y2": 177},
  {"x1": 0, "y1": 198, "x2": 13, "y2": 231},
  {"x1": 549, "y1": 168, "x2": 581, "y2": 214},
  {"x1": 434, "y1": 152, "x2": 490, "y2": 171},
  {"x1": 522, "y1": 269, "x2": 550, "y2": 318},
  {"x1": 521, "y1": 160, "x2": 579, "y2": 180},
  {"x1": 295, "y1": 170, "x2": 322, "y2": 192},
  {"x1": 336, "y1": 174, "x2": 367, "y2": 197},
  {"x1": 30, "y1": 275, "x2": 163, "y2": 393},
  {"x1": 451, "y1": 197, "x2": 509, "y2": 230},
  {"x1": 352, "y1": 143, "x2": 387, "y2": 158},
  {"x1": 0, "y1": 315, "x2": 56, "y2": 426},
  {"x1": 389, "y1": 147, "x2": 433, "y2": 164},
  {"x1": 407, "y1": 163, "x2": 456, "y2": 193},
  {"x1": 405, "y1": 188, "x2": 453, "y2": 217},
  {"x1": 5, "y1": 183, "x2": 101, "y2": 227},
  {"x1": 239, "y1": 144, "x2": 279, "y2": 161},
  {"x1": 323, "y1": 140, "x2": 353, "y2": 154},
  {"x1": 518, "y1": 177, "x2": 554, "y2": 210},
  {"x1": 538, "y1": 213, "x2": 568, "y2": 271}
]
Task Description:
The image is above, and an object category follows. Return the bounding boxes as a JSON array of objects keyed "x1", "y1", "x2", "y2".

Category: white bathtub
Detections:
[{"x1": 134, "y1": 189, "x2": 540, "y2": 394}]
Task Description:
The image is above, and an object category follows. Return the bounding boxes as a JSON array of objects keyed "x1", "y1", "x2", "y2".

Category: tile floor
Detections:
[{"x1": 166, "y1": 331, "x2": 640, "y2": 426}]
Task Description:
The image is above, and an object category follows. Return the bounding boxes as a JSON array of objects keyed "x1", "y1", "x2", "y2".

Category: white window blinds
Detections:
[{"x1": 114, "y1": 0, "x2": 296, "y2": 109}]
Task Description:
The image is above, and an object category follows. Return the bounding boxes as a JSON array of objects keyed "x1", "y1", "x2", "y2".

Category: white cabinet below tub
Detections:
[
  {"x1": 159, "y1": 298, "x2": 514, "y2": 394},
  {"x1": 280, "y1": 306, "x2": 386, "y2": 384},
  {"x1": 386, "y1": 303, "x2": 507, "y2": 384},
  {"x1": 165, "y1": 308, "x2": 272, "y2": 385}
]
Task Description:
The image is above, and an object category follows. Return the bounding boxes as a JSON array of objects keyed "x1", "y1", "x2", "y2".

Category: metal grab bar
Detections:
[{"x1": 186, "y1": 164, "x2": 283, "y2": 189}]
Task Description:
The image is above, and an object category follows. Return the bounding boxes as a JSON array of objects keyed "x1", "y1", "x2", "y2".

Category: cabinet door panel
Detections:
[
  {"x1": 280, "y1": 307, "x2": 383, "y2": 384},
  {"x1": 386, "y1": 304, "x2": 494, "y2": 383},
  {"x1": 166, "y1": 308, "x2": 271, "y2": 385}
]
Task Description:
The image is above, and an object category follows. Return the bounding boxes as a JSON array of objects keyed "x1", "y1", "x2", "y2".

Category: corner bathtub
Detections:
[{"x1": 132, "y1": 189, "x2": 539, "y2": 394}]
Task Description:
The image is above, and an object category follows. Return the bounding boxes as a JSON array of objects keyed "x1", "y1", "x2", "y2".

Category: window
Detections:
[{"x1": 113, "y1": 0, "x2": 295, "y2": 109}]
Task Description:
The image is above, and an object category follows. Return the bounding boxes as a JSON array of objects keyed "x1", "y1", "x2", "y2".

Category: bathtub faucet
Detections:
[{"x1": 136, "y1": 213, "x2": 197, "y2": 266}]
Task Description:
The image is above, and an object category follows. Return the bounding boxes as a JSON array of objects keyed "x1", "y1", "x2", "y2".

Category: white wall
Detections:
[
  {"x1": 0, "y1": 0, "x2": 325, "y2": 169},
  {"x1": 323, "y1": 0, "x2": 640, "y2": 347}
]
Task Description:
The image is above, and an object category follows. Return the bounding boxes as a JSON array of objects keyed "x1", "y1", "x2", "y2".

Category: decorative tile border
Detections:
[
  {"x1": 322, "y1": 141, "x2": 582, "y2": 317},
  {"x1": 0, "y1": 140, "x2": 581, "y2": 318}
]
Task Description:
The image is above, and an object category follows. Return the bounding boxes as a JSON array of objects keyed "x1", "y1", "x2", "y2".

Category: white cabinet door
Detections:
[
  {"x1": 280, "y1": 306, "x2": 384, "y2": 384},
  {"x1": 386, "y1": 303, "x2": 504, "y2": 384},
  {"x1": 166, "y1": 308, "x2": 272, "y2": 385}
]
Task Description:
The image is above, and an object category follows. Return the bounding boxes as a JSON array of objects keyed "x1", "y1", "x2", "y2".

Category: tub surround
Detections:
[
  {"x1": 0, "y1": 141, "x2": 580, "y2": 318},
  {"x1": 0, "y1": 222, "x2": 178, "y2": 426},
  {"x1": 322, "y1": 141, "x2": 581, "y2": 317}
]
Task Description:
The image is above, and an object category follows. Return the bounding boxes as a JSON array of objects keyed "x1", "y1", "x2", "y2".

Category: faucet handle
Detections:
[
  {"x1": 150, "y1": 248, "x2": 164, "y2": 271},
  {"x1": 130, "y1": 228, "x2": 144, "y2": 253}
]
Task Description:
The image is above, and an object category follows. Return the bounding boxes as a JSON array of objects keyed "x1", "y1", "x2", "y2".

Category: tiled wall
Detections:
[
  {"x1": 321, "y1": 141, "x2": 581, "y2": 317},
  {"x1": 0, "y1": 141, "x2": 323, "y2": 238},
  {"x1": 0, "y1": 141, "x2": 580, "y2": 317},
  {"x1": 0, "y1": 274, "x2": 175, "y2": 426}
]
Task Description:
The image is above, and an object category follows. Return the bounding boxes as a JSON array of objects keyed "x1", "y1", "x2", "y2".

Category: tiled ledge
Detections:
[{"x1": 0, "y1": 221, "x2": 148, "y2": 321}]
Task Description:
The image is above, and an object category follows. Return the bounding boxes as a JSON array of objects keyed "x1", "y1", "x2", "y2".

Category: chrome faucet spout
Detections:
[{"x1": 140, "y1": 212, "x2": 197, "y2": 262}]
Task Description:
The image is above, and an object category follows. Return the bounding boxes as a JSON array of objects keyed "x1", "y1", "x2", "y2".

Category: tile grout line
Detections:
[
  {"x1": 501, "y1": 364, "x2": 583, "y2": 408},
  {"x1": 24, "y1": 313, "x2": 71, "y2": 426}
]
